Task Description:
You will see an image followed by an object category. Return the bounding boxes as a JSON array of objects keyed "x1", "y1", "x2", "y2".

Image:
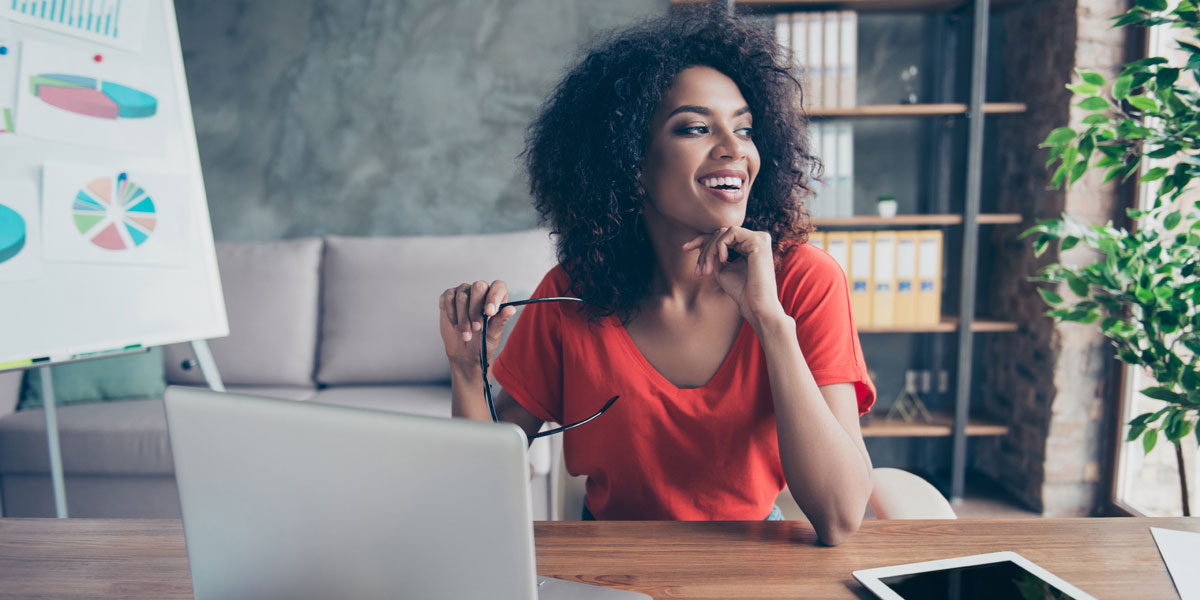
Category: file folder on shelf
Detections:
[
  {"x1": 916, "y1": 230, "x2": 943, "y2": 326},
  {"x1": 838, "y1": 11, "x2": 856, "y2": 108},
  {"x1": 872, "y1": 231, "x2": 897, "y2": 328},
  {"x1": 806, "y1": 12, "x2": 823, "y2": 109},
  {"x1": 808, "y1": 231, "x2": 826, "y2": 252},
  {"x1": 893, "y1": 231, "x2": 919, "y2": 327},
  {"x1": 822, "y1": 12, "x2": 839, "y2": 109},
  {"x1": 849, "y1": 231, "x2": 873, "y2": 327},
  {"x1": 825, "y1": 231, "x2": 850, "y2": 287}
]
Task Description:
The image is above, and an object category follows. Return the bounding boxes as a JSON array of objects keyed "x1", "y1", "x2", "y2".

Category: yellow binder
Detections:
[
  {"x1": 872, "y1": 231, "x2": 897, "y2": 328},
  {"x1": 916, "y1": 230, "x2": 943, "y2": 326},
  {"x1": 848, "y1": 231, "x2": 873, "y2": 327},
  {"x1": 807, "y1": 231, "x2": 826, "y2": 252},
  {"x1": 893, "y1": 231, "x2": 919, "y2": 327}
]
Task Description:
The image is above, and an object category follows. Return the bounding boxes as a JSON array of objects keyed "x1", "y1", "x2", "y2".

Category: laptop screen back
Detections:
[{"x1": 164, "y1": 386, "x2": 539, "y2": 600}]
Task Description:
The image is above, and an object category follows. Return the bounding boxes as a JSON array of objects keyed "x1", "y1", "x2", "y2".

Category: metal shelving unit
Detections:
[{"x1": 681, "y1": 0, "x2": 1017, "y2": 503}]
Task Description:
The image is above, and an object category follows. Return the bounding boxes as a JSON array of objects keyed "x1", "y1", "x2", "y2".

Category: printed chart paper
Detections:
[
  {"x1": 0, "y1": 0, "x2": 147, "y2": 52},
  {"x1": 15, "y1": 38, "x2": 167, "y2": 152},
  {"x1": 0, "y1": 178, "x2": 43, "y2": 281},
  {"x1": 41, "y1": 162, "x2": 189, "y2": 266},
  {"x1": 0, "y1": 39, "x2": 15, "y2": 133},
  {"x1": 1150, "y1": 527, "x2": 1200, "y2": 600}
]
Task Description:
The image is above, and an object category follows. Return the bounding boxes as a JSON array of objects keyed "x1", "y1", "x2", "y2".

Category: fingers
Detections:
[
  {"x1": 467, "y1": 280, "x2": 489, "y2": 332},
  {"x1": 440, "y1": 280, "x2": 511, "y2": 343},
  {"x1": 486, "y1": 305, "x2": 518, "y2": 344},
  {"x1": 454, "y1": 283, "x2": 472, "y2": 340},
  {"x1": 483, "y1": 280, "x2": 509, "y2": 317}
]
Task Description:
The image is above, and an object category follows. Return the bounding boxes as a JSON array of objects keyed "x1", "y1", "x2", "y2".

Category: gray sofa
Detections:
[{"x1": 0, "y1": 229, "x2": 564, "y2": 519}]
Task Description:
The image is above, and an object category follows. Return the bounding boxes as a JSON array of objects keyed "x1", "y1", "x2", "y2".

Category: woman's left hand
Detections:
[{"x1": 682, "y1": 226, "x2": 784, "y2": 326}]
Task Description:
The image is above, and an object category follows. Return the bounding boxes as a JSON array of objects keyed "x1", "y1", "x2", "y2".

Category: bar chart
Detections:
[{"x1": 10, "y1": 1, "x2": 124, "y2": 40}]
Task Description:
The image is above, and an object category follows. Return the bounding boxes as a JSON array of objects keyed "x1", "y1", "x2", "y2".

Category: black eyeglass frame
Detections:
[{"x1": 479, "y1": 296, "x2": 619, "y2": 440}]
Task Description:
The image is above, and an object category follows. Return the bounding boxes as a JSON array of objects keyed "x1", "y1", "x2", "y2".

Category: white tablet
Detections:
[{"x1": 852, "y1": 551, "x2": 1098, "y2": 600}]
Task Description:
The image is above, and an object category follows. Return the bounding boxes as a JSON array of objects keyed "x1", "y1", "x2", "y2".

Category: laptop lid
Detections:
[{"x1": 164, "y1": 386, "x2": 539, "y2": 600}]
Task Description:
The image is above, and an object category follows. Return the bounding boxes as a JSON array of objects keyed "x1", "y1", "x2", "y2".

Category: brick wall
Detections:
[{"x1": 975, "y1": 0, "x2": 1128, "y2": 516}]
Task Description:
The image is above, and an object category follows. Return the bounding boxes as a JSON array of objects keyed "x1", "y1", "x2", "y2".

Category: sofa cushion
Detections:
[
  {"x1": 0, "y1": 385, "x2": 316, "y2": 476},
  {"x1": 18, "y1": 349, "x2": 165, "y2": 411},
  {"x1": 311, "y1": 384, "x2": 452, "y2": 418},
  {"x1": 163, "y1": 238, "x2": 323, "y2": 387},
  {"x1": 316, "y1": 229, "x2": 557, "y2": 385}
]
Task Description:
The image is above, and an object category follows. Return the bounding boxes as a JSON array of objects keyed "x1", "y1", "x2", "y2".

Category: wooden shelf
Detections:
[
  {"x1": 813, "y1": 213, "x2": 1022, "y2": 227},
  {"x1": 858, "y1": 317, "x2": 1018, "y2": 334},
  {"x1": 808, "y1": 103, "x2": 1026, "y2": 117},
  {"x1": 861, "y1": 411, "x2": 1009, "y2": 438},
  {"x1": 673, "y1": 0, "x2": 1019, "y2": 11}
]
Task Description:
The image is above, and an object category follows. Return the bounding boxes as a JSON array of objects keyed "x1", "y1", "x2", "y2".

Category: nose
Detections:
[{"x1": 710, "y1": 126, "x2": 748, "y2": 161}]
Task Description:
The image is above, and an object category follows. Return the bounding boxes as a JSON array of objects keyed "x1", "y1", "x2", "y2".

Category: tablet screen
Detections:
[{"x1": 879, "y1": 560, "x2": 1076, "y2": 599}]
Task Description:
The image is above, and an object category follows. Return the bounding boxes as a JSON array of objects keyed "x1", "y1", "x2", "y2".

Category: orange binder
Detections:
[
  {"x1": 848, "y1": 231, "x2": 873, "y2": 327},
  {"x1": 916, "y1": 230, "x2": 943, "y2": 326},
  {"x1": 872, "y1": 231, "x2": 897, "y2": 328},
  {"x1": 893, "y1": 231, "x2": 919, "y2": 327}
]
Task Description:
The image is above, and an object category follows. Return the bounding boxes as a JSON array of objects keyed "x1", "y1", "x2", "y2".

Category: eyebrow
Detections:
[{"x1": 666, "y1": 105, "x2": 751, "y2": 119}]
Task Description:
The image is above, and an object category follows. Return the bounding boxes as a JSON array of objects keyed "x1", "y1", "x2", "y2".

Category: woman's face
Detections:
[{"x1": 640, "y1": 65, "x2": 760, "y2": 236}]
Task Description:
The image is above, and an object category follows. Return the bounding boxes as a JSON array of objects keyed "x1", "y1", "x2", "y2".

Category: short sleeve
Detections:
[
  {"x1": 778, "y1": 244, "x2": 876, "y2": 415},
  {"x1": 490, "y1": 267, "x2": 567, "y2": 424}
]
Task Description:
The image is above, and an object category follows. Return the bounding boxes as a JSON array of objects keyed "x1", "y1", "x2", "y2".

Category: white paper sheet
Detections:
[
  {"x1": 1151, "y1": 527, "x2": 1200, "y2": 600},
  {"x1": 41, "y1": 161, "x2": 189, "y2": 266},
  {"x1": 0, "y1": 178, "x2": 43, "y2": 281},
  {"x1": 15, "y1": 38, "x2": 168, "y2": 153},
  {"x1": 0, "y1": 0, "x2": 147, "y2": 52}
]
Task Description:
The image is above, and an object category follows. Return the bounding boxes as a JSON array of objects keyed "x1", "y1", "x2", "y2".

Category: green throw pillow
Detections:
[{"x1": 18, "y1": 347, "x2": 166, "y2": 410}]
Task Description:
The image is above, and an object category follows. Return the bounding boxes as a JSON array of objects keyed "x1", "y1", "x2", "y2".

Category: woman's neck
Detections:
[{"x1": 641, "y1": 215, "x2": 724, "y2": 310}]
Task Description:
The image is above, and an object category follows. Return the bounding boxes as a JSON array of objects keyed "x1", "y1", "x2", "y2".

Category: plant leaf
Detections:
[
  {"x1": 1141, "y1": 386, "x2": 1183, "y2": 401},
  {"x1": 1136, "y1": 0, "x2": 1167, "y2": 10},
  {"x1": 1038, "y1": 287, "x2": 1064, "y2": 305},
  {"x1": 1165, "y1": 210, "x2": 1181, "y2": 230},
  {"x1": 1113, "y1": 75, "x2": 1133, "y2": 100},
  {"x1": 1067, "y1": 82, "x2": 1100, "y2": 95},
  {"x1": 1044, "y1": 127, "x2": 1076, "y2": 146},
  {"x1": 1079, "y1": 96, "x2": 1110, "y2": 111},
  {"x1": 1144, "y1": 427, "x2": 1159, "y2": 454},
  {"x1": 1079, "y1": 70, "x2": 1106, "y2": 86},
  {"x1": 1128, "y1": 95, "x2": 1159, "y2": 112},
  {"x1": 1142, "y1": 166, "x2": 1169, "y2": 182}
]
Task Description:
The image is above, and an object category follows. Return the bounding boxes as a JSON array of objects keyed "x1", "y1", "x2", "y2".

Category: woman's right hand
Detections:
[{"x1": 438, "y1": 280, "x2": 518, "y2": 375}]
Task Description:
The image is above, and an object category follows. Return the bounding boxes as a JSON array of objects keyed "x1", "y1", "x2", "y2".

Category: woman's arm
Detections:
[{"x1": 752, "y1": 312, "x2": 873, "y2": 546}]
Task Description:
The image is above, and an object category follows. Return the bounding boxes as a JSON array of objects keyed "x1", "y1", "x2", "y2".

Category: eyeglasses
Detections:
[{"x1": 479, "y1": 296, "x2": 619, "y2": 440}]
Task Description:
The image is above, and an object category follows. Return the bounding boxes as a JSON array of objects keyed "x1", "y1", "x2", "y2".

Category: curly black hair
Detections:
[{"x1": 523, "y1": 4, "x2": 816, "y2": 322}]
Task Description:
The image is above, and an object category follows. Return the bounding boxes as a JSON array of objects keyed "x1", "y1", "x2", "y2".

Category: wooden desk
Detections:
[{"x1": 0, "y1": 517, "x2": 1194, "y2": 599}]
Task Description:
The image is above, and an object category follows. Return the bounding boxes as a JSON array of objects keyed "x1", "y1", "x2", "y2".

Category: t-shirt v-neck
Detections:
[{"x1": 612, "y1": 315, "x2": 750, "y2": 393}]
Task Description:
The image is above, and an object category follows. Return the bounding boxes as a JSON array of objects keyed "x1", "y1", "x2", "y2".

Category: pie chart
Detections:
[
  {"x1": 73, "y1": 173, "x2": 156, "y2": 251},
  {"x1": 30, "y1": 73, "x2": 157, "y2": 120},
  {"x1": 0, "y1": 204, "x2": 25, "y2": 264}
]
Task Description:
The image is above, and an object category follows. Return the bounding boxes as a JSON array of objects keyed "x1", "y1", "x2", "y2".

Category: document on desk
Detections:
[{"x1": 1151, "y1": 527, "x2": 1200, "y2": 600}]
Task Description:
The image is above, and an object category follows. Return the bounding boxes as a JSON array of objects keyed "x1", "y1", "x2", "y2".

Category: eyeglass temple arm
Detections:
[{"x1": 479, "y1": 297, "x2": 616, "y2": 438}]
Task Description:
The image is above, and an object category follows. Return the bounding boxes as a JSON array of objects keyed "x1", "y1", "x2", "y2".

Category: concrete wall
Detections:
[{"x1": 176, "y1": 0, "x2": 666, "y2": 241}]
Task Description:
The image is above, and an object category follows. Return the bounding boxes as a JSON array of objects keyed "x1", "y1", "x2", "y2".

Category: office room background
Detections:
[{"x1": 1, "y1": 0, "x2": 1194, "y2": 521}]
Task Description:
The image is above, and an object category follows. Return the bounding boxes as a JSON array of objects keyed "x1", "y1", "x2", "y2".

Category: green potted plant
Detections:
[{"x1": 1021, "y1": 0, "x2": 1199, "y2": 516}]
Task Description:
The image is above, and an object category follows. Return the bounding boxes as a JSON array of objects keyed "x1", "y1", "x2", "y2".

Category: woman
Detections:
[{"x1": 438, "y1": 5, "x2": 874, "y2": 546}]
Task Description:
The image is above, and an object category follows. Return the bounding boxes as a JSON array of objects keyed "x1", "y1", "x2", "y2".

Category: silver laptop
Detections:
[{"x1": 164, "y1": 386, "x2": 649, "y2": 600}]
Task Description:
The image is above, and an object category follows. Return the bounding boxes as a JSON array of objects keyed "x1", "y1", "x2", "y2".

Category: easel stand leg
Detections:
[
  {"x1": 39, "y1": 367, "x2": 69, "y2": 519},
  {"x1": 190, "y1": 339, "x2": 225, "y2": 392}
]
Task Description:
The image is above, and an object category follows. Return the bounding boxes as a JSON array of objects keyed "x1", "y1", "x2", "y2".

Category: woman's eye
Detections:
[
  {"x1": 737, "y1": 127, "x2": 753, "y2": 137},
  {"x1": 677, "y1": 125, "x2": 709, "y2": 135}
]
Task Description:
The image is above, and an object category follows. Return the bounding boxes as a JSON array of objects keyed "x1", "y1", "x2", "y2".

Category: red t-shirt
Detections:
[{"x1": 492, "y1": 241, "x2": 875, "y2": 520}]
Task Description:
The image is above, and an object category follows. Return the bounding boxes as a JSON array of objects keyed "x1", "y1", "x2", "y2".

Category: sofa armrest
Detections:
[{"x1": 0, "y1": 370, "x2": 24, "y2": 419}]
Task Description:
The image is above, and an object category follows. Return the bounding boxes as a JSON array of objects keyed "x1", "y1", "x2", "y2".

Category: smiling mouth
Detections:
[{"x1": 698, "y1": 176, "x2": 744, "y2": 192}]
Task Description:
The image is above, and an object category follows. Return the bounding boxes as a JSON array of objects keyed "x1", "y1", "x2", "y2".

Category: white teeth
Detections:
[{"x1": 700, "y1": 177, "x2": 744, "y2": 189}]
